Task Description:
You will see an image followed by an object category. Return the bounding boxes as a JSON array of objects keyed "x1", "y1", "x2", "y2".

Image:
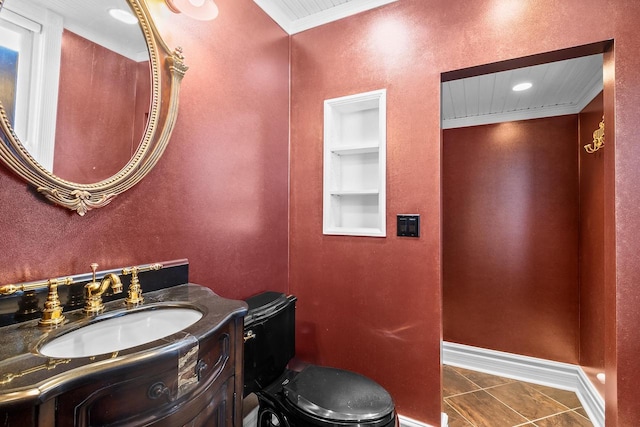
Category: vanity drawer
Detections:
[
  {"x1": 55, "y1": 323, "x2": 236, "y2": 427},
  {"x1": 55, "y1": 354, "x2": 178, "y2": 426}
]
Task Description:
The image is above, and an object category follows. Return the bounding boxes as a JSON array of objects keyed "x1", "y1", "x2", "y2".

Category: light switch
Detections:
[{"x1": 397, "y1": 214, "x2": 420, "y2": 237}]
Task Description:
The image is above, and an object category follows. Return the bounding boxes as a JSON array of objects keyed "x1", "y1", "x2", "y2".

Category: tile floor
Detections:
[{"x1": 443, "y1": 365, "x2": 593, "y2": 427}]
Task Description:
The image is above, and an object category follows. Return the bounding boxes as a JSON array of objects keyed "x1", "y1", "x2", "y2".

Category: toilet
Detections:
[{"x1": 243, "y1": 291, "x2": 397, "y2": 427}]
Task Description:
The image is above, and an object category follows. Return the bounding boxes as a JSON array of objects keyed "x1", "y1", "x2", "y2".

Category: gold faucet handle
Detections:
[
  {"x1": 121, "y1": 263, "x2": 162, "y2": 307},
  {"x1": 122, "y1": 265, "x2": 139, "y2": 277},
  {"x1": 0, "y1": 276, "x2": 72, "y2": 297},
  {"x1": 123, "y1": 267, "x2": 143, "y2": 307},
  {"x1": 39, "y1": 277, "x2": 73, "y2": 327},
  {"x1": 122, "y1": 263, "x2": 163, "y2": 275}
]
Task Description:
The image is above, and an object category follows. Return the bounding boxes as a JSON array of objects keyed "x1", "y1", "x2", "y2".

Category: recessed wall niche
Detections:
[{"x1": 323, "y1": 89, "x2": 386, "y2": 237}]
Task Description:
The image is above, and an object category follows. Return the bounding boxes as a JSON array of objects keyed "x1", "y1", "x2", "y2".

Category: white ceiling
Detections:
[
  {"x1": 255, "y1": 1, "x2": 603, "y2": 129},
  {"x1": 253, "y1": 0, "x2": 397, "y2": 34},
  {"x1": 441, "y1": 54, "x2": 603, "y2": 129},
  {"x1": 2, "y1": 0, "x2": 148, "y2": 62}
]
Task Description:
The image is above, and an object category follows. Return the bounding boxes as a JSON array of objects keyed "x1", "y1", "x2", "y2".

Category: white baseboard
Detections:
[
  {"x1": 399, "y1": 413, "x2": 447, "y2": 427},
  {"x1": 442, "y1": 341, "x2": 604, "y2": 427}
]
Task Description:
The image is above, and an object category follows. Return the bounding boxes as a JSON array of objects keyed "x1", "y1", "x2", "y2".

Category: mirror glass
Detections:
[{"x1": 0, "y1": 0, "x2": 150, "y2": 184}]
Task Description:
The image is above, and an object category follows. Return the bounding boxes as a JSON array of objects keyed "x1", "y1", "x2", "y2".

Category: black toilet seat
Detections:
[
  {"x1": 244, "y1": 291, "x2": 397, "y2": 427},
  {"x1": 283, "y1": 365, "x2": 395, "y2": 423}
]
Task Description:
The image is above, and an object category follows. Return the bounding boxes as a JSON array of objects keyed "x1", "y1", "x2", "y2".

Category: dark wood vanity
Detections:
[
  {"x1": 0, "y1": 281, "x2": 247, "y2": 427},
  {"x1": 53, "y1": 314, "x2": 243, "y2": 426}
]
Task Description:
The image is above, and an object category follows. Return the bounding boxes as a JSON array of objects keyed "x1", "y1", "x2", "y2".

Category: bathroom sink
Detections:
[{"x1": 39, "y1": 307, "x2": 203, "y2": 358}]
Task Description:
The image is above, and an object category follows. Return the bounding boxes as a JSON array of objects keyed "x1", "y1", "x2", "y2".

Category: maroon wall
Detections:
[
  {"x1": 290, "y1": 5, "x2": 442, "y2": 420},
  {"x1": 54, "y1": 30, "x2": 148, "y2": 183},
  {"x1": 442, "y1": 116, "x2": 580, "y2": 364},
  {"x1": 579, "y1": 92, "x2": 605, "y2": 371},
  {"x1": 0, "y1": 0, "x2": 289, "y2": 300},
  {"x1": 1, "y1": 0, "x2": 640, "y2": 425},
  {"x1": 133, "y1": 60, "x2": 152, "y2": 159},
  {"x1": 290, "y1": 0, "x2": 640, "y2": 424}
]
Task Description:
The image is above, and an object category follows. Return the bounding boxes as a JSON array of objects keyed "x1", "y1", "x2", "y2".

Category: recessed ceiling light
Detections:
[
  {"x1": 109, "y1": 8, "x2": 138, "y2": 25},
  {"x1": 512, "y1": 82, "x2": 533, "y2": 92}
]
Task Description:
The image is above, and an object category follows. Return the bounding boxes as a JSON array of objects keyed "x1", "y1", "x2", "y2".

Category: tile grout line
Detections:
[
  {"x1": 443, "y1": 400, "x2": 477, "y2": 427},
  {"x1": 453, "y1": 367, "x2": 533, "y2": 425},
  {"x1": 452, "y1": 365, "x2": 517, "y2": 392},
  {"x1": 485, "y1": 386, "x2": 536, "y2": 425},
  {"x1": 448, "y1": 366, "x2": 593, "y2": 427},
  {"x1": 525, "y1": 383, "x2": 584, "y2": 412},
  {"x1": 485, "y1": 380, "x2": 594, "y2": 425},
  {"x1": 481, "y1": 387, "x2": 534, "y2": 424},
  {"x1": 527, "y1": 408, "x2": 584, "y2": 424},
  {"x1": 446, "y1": 388, "x2": 531, "y2": 426},
  {"x1": 574, "y1": 409, "x2": 593, "y2": 422},
  {"x1": 483, "y1": 382, "x2": 593, "y2": 426},
  {"x1": 448, "y1": 367, "x2": 487, "y2": 393},
  {"x1": 443, "y1": 388, "x2": 483, "y2": 399},
  {"x1": 532, "y1": 394, "x2": 571, "y2": 412}
]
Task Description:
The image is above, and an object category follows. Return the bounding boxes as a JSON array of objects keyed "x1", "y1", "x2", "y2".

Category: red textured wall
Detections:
[
  {"x1": 579, "y1": 92, "x2": 605, "y2": 371},
  {"x1": 54, "y1": 30, "x2": 148, "y2": 183},
  {"x1": 290, "y1": 0, "x2": 640, "y2": 424},
  {"x1": 0, "y1": 0, "x2": 289, "y2": 299},
  {"x1": 290, "y1": 6, "x2": 442, "y2": 420},
  {"x1": 133, "y1": 60, "x2": 152, "y2": 160},
  {"x1": 442, "y1": 116, "x2": 580, "y2": 364},
  {"x1": 1, "y1": 0, "x2": 640, "y2": 425}
]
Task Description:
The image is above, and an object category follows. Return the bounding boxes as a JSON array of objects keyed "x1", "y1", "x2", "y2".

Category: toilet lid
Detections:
[{"x1": 283, "y1": 365, "x2": 395, "y2": 422}]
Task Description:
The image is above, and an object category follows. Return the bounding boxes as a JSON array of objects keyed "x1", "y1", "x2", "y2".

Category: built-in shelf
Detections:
[
  {"x1": 329, "y1": 189, "x2": 379, "y2": 196},
  {"x1": 330, "y1": 144, "x2": 379, "y2": 155},
  {"x1": 323, "y1": 89, "x2": 386, "y2": 237}
]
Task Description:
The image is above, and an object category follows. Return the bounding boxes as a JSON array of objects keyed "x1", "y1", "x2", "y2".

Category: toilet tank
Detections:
[{"x1": 243, "y1": 292, "x2": 297, "y2": 397}]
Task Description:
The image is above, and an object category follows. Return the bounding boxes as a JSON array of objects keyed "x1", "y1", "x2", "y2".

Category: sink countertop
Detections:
[{"x1": 0, "y1": 284, "x2": 247, "y2": 406}]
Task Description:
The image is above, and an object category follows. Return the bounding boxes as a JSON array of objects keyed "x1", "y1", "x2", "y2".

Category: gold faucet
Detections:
[
  {"x1": 40, "y1": 278, "x2": 73, "y2": 326},
  {"x1": 84, "y1": 263, "x2": 123, "y2": 315},
  {"x1": 0, "y1": 276, "x2": 73, "y2": 327},
  {"x1": 122, "y1": 263, "x2": 162, "y2": 307}
]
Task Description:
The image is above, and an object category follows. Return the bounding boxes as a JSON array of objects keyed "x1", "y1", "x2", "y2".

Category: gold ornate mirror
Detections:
[{"x1": 0, "y1": 0, "x2": 187, "y2": 215}]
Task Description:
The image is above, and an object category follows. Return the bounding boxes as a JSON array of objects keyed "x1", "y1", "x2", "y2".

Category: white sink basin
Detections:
[{"x1": 40, "y1": 307, "x2": 203, "y2": 358}]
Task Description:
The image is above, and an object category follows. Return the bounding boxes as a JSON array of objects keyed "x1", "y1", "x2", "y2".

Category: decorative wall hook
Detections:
[{"x1": 584, "y1": 116, "x2": 605, "y2": 153}]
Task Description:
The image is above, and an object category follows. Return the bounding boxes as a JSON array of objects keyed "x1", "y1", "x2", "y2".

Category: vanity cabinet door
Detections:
[
  {"x1": 53, "y1": 320, "x2": 240, "y2": 427},
  {"x1": 55, "y1": 353, "x2": 180, "y2": 426},
  {"x1": 152, "y1": 377, "x2": 234, "y2": 427}
]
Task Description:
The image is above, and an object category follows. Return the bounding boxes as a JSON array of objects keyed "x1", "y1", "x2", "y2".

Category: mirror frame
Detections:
[{"x1": 0, "y1": 0, "x2": 188, "y2": 215}]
